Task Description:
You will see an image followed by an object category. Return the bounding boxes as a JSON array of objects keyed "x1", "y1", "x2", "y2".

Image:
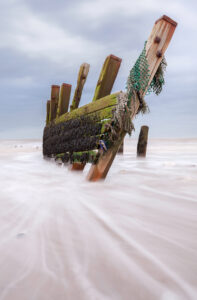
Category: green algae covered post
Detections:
[
  {"x1": 70, "y1": 63, "x2": 90, "y2": 111},
  {"x1": 92, "y1": 54, "x2": 122, "y2": 102}
]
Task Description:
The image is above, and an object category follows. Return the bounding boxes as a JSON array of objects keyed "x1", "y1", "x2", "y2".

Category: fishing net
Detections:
[
  {"x1": 127, "y1": 41, "x2": 167, "y2": 108},
  {"x1": 112, "y1": 41, "x2": 167, "y2": 135}
]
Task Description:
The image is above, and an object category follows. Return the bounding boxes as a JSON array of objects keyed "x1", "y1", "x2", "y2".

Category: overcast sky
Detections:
[{"x1": 0, "y1": 0, "x2": 196, "y2": 139}]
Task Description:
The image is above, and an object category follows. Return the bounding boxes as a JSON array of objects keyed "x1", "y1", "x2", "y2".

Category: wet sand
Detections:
[{"x1": 0, "y1": 139, "x2": 196, "y2": 300}]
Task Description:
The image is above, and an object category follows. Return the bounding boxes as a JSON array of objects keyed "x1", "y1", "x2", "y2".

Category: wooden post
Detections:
[
  {"x1": 118, "y1": 141, "x2": 124, "y2": 154},
  {"x1": 70, "y1": 63, "x2": 90, "y2": 111},
  {"x1": 57, "y1": 83, "x2": 71, "y2": 117},
  {"x1": 70, "y1": 63, "x2": 89, "y2": 170},
  {"x1": 55, "y1": 93, "x2": 119, "y2": 124},
  {"x1": 46, "y1": 100, "x2": 50, "y2": 125},
  {"x1": 49, "y1": 85, "x2": 60, "y2": 122},
  {"x1": 70, "y1": 163, "x2": 86, "y2": 171},
  {"x1": 137, "y1": 126, "x2": 149, "y2": 157},
  {"x1": 87, "y1": 15, "x2": 177, "y2": 181},
  {"x1": 92, "y1": 54, "x2": 122, "y2": 101}
]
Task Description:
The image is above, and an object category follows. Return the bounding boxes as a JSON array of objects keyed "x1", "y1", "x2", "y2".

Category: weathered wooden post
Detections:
[
  {"x1": 93, "y1": 54, "x2": 122, "y2": 101},
  {"x1": 71, "y1": 56, "x2": 122, "y2": 171},
  {"x1": 49, "y1": 85, "x2": 60, "y2": 122},
  {"x1": 70, "y1": 63, "x2": 90, "y2": 171},
  {"x1": 70, "y1": 163, "x2": 86, "y2": 171},
  {"x1": 57, "y1": 83, "x2": 71, "y2": 117},
  {"x1": 137, "y1": 126, "x2": 149, "y2": 157},
  {"x1": 46, "y1": 100, "x2": 50, "y2": 125},
  {"x1": 70, "y1": 63, "x2": 90, "y2": 111},
  {"x1": 87, "y1": 15, "x2": 177, "y2": 181}
]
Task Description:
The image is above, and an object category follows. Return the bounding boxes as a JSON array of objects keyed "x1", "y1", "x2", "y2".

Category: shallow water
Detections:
[{"x1": 0, "y1": 138, "x2": 196, "y2": 300}]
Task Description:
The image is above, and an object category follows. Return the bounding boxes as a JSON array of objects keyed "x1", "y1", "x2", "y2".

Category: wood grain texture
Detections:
[
  {"x1": 92, "y1": 55, "x2": 122, "y2": 101},
  {"x1": 87, "y1": 15, "x2": 177, "y2": 181},
  {"x1": 70, "y1": 63, "x2": 90, "y2": 111},
  {"x1": 145, "y1": 16, "x2": 177, "y2": 95},
  {"x1": 57, "y1": 83, "x2": 72, "y2": 117},
  {"x1": 49, "y1": 85, "x2": 60, "y2": 122}
]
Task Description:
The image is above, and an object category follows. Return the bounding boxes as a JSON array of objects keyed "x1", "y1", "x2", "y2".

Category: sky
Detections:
[{"x1": 0, "y1": 0, "x2": 196, "y2": 139}]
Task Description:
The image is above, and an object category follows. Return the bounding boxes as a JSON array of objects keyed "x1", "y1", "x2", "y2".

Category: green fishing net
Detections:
[{"x1": 126, "y1": 41, "x2": 167, "y2": 111}]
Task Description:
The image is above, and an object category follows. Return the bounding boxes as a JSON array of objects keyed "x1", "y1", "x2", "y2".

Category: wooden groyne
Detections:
[{"x1": 43, "y1": 15, "x2": 177, "y2": 181}]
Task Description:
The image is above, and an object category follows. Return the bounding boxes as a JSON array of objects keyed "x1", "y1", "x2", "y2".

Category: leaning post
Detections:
[
  {"x1": 92, "y1": 54, "x2": 122, "y2": 101},
  {"x1": 70, "y1": 63, "x2": 90, "y2": 111},
  {"x1": 87, "y1": 15, "x2": 177, "y2": 181}
]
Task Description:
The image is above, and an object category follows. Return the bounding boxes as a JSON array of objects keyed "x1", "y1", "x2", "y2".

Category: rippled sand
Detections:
[{"x1": 0, "y1": 139, "x2": 196, "y2": 300}]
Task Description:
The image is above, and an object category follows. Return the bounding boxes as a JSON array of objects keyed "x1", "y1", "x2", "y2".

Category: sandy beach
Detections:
[{"x1": 0, "y1": 138, "x2": 196, "y2": 300}]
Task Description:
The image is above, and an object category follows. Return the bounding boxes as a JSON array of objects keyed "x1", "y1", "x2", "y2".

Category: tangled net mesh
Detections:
[
  {"x1": 113, "y1": 41, "x2": 167, "y2": 135},
  {"x1": 127, "y1": 41, "x2": 167, "y2": 105}
]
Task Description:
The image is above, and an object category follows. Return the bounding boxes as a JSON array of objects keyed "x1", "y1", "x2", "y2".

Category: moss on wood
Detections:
[{"x1": 54, "y1": 92, "x2": 119, "y2": 124}]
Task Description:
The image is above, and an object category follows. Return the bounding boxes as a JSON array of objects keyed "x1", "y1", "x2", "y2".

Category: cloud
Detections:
[
  {"x1": 0, "y1": 1, "x2": 105, "y2": 65},
  {"x1": 0, "y1": 0, "x2": 196, "y2": 138}
]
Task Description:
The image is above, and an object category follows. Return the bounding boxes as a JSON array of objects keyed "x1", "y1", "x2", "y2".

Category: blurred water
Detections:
[{"x1": 0, "y1": 138, "x2": 196, "y2": 300}]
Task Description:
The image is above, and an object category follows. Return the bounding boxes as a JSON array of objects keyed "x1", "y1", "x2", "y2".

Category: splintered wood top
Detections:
[
  {"x1": 155, "y1": 15, "x2": 178, "y2": 27},
  {"x1": 145, "y1": 15, "x2": 177, "y2": 94}
]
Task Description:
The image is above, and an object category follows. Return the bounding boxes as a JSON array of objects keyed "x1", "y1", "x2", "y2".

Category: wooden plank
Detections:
[
  {"x1": 46, "y1": 100, "x2": 50, "y2": 125},
  {"x1": 87, "y1": 15, "x2": 177, "y2": 181},
  {"x1": 55, "y1": 92, "x2": 119, "y2": 124},
  {"x1": 49, "y1": 85, "x2": 60, "y2": 122},
  {"x1": 87, "y1": 132, "x2": 126, "y2": 181},
  {"x1": 145, "y1": 15, "x2": 177, "y2": 95},
  {"x1": 137, "y1": 126, "x2": 149, "y2": 157},
  {"x1": 92, "y1": 54, "x2": 122, "y2": 101},
  {"x1": 57, "y1": 83, "x2": 71, "y2": 117},
  {"x1": 70, "y1": 63, "x2": 90, "y2": 111}
]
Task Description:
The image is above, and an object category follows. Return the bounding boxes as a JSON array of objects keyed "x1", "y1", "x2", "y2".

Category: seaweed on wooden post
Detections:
[
  {"x1": 92, "y1": 54, "x2": 122, "y2": 101},
  {"x1": 137, "y1": 126, "x2": 149, "y2": 157},
  {"x1": 70, "y1": 63, "x2": 90, "y2": 111},
  {"x1": 49, "y1": 85, "x2": 60, "y2": 122},
  {"x1": 68, "y1": 92, "x2": 119, "y2": 172},
  {"x1": 87, "y1": 15, "x2": 177, "y2": 181},
  {"x1": 55, "y1": 93, "x2": 119, "y2": 124},
  {"x1": 57, "y1": 83, "x2": 72, "y2": 117}
]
